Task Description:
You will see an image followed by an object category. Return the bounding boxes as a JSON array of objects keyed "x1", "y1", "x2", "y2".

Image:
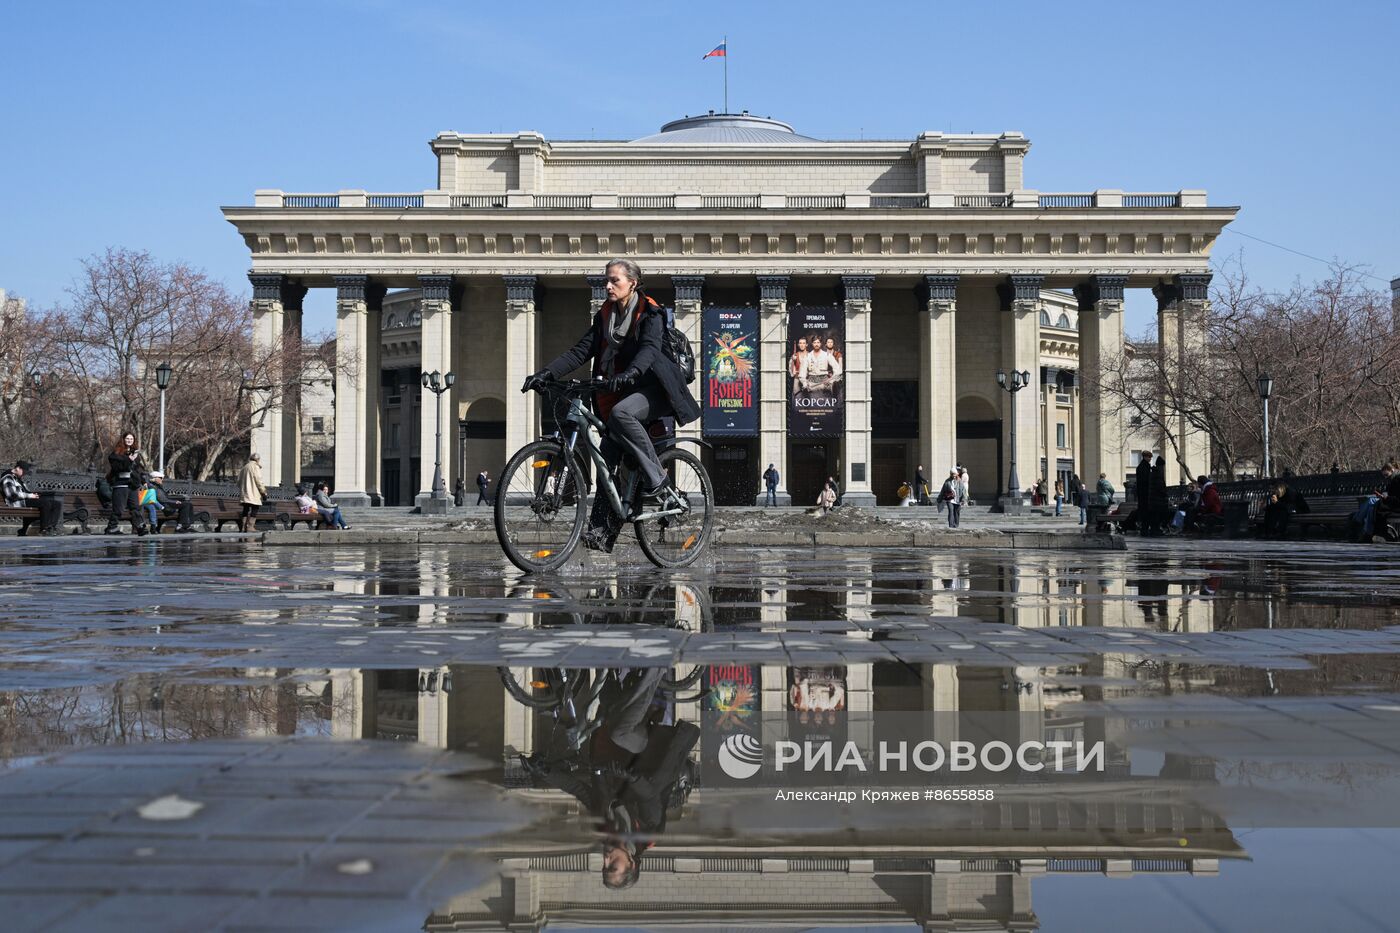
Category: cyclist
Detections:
[{"x1": 522, "y1": 259, "x2": 700, "y2": 552}]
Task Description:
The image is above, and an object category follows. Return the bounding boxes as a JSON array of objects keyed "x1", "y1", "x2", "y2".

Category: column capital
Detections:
[
  {"x1": 757, "y1": 275, "x2": 789, "y2": 302},
  {"x1": 504, "y1": 274, "x2": 539, "y2": 304},
  {"x1": 1154, "y1": 272, "x2": 1212, "y2": 310},
  {"x1": 249, "y1": 274, "x2": 306, "y2": 310},
  {"x1": 672, "y1": 275, "x2": 705, "y2": 303},
  {"x1": 997, "y1": 274, "x2": 1044, "y2": 310},
  {"x1": 334, "y1": 275, "x2": 368, "y2": 303},
  {"x1": 1073, "y1": 274, "x2": 1127, "y2": 309},
  {"x1": 586, "y1": 274, "x2": 608, "y2": 304},
  {"x1": 840, "y1": 274, "x2": 874, "y2": 304},
  {"x1": 916, "y1": 274, "x2": 959, "y2": 305},
  {"x1": 417, "y1": 274, "x2": 459, "y2": 306}
]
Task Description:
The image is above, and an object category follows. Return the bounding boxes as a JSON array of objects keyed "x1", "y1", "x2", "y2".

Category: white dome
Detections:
[{"x1": 631, "y1": 113, "x2": 820, "y2": 145}]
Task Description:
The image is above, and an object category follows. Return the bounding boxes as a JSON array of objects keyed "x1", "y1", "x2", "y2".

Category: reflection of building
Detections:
[{"x1": 226, "y1": 113, "x2": 1234, "y2": 506}]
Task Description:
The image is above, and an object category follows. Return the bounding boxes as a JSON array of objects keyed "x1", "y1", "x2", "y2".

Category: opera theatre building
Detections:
[{"x1": 224, "y1": 113, "x2": 1235, "y2": 507}]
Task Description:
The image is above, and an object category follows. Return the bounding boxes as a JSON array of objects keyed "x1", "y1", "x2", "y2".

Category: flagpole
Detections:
[{"x1": 723, "y1": 35, "x2": 728, "y2": 113}]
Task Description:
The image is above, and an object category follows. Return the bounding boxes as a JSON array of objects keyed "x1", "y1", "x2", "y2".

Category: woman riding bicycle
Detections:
[{"x1": 522, "y1": 259, "x2": 700, "y2": 552}]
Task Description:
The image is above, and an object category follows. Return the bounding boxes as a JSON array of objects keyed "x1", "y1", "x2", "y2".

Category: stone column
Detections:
[
  {"x1": 917, "y1": 275, "x2": 958, "y2": 476},
  {"x1": 416, "y1": 275, "x2": 461, "y2": 508},
  {"x1": 249, "y1": 274, "x2": 305, "y2": 489},
  {"x1": 840, "y1": 275, "x2": 877, "y2": 506},
  {"x1": 504, "y1": 276, "x2": 540, "y2": 460},
  {"x1": 586, "y1": 274, "x2": 607, "y2": 318},
  {"x1": 755, "y1": 276, "x2": 791, "y2": 505},
  {"x1": 1074, "y1": 275, "x2": 1126, "y2": 487},
  {"x1": 332, "y1": 275, "x2": 383, "y2": 506},
  {"x1": 996, "y1": 275, "x2": 1042, "y2": 505},
  {"x1": 672, "y1": 276, "x2": 705, "y2": 445},
  {"x1": 1153, "y1": 273, "x2": 1211, "y2": 485},
  {"x1": 1042, "y1": 366, "x2": 1058, "y2": 488}
]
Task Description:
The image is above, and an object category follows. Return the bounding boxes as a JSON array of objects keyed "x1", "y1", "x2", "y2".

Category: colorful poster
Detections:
[
  {"x1": 703, "y1": 663, "x2": 761, "y2": 735},
  {"x1": 701, "y1": 306, "x2": 759, "y2": 436},
  {"x1": 787, "y1": 305, "x2": 845, "y2": 438}
]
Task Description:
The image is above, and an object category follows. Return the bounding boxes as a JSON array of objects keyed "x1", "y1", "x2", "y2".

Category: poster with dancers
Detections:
[{"x1": 787, "y1": 305, "x2": 845, "y2": 438}]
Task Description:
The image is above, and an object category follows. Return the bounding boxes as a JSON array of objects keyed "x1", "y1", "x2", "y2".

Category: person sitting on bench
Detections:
[
  {"x1": 2, "y1": 460, "x2": 63, "y2": 535},
  {"x1": 1185, "y1": 474, "x2": 1223, "y2": 531},
  {"x1": 312, "y1": 482, "x2": 350, "y2": 530},
  {"x1": 138, "y1": 472, "x2": 195, "y2": 533}
]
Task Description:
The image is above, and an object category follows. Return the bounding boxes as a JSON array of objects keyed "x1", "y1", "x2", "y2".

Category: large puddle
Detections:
[{"x1": 2, "y1": 542, "x2": 1400, "y2": 930}]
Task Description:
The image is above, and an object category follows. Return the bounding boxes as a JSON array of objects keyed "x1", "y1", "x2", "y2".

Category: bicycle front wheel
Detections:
[
  {"x1": 635, "y1": 446, "x2": 715, "y2": 568},
  {"x1": 495, "y1": 440, "x2": 587, "y2": 573}
]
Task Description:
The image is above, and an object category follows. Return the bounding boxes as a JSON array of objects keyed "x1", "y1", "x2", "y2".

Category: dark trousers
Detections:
[
  {"x1": 105, "y1": 484, "x2": 136, "y2": 532},
  {"x1": 36, "y1": 494, "x2": 63, "y2": 532},
  {"x1": 947, "y1": 502, "x2": 962, "y2": 528},
  {"x1": 607, "y1": 383, "x2": 669, "y2": 493},
  {"x1": 765, "y1": 487, "x2": 777, "y2": 506},
  {"x1": 477, "y1": 489, "x2": 489, "y2": 505}
]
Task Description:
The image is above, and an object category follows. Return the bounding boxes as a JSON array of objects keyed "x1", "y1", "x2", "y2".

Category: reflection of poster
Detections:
[
  {"x1": 702, "y1": 306, "x2": 759, "y2": 436},
  {"x1": 703, "y1": 664, "x2": 760, "y2": 734},
  {"x1": 787, "y1": 305, "x2": 845, "y2": 438},
  {"x1": 788, "y1": 665, "x2": 847, "y2": 746}
]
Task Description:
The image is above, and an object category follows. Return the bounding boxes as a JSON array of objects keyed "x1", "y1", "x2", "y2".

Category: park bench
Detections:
[{"x1": 0, "y1": 493, "x2": 91, "y2": 536}]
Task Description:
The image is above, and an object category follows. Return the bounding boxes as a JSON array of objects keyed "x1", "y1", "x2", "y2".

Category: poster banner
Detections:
[
  {"x1": 701, "y1": 663, "x2": 762, "y2": 787},
  {"x1": 787, "y1": 305, "x2": 845, "y2": 438},
  {"x1": 701, "y1": 306, "x2": 759, "y2": 436}
]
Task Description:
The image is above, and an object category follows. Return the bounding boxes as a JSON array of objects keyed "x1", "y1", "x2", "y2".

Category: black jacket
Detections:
[
  {"x1": 1135, "y1": 458, "x2": 1154, "y2": 507},
  {"x1": 543, "y1": 294, "x2": 701, "y2": 426},
  {"x1": 107, "y1": 450, "x2": 144, "y2": 487}
]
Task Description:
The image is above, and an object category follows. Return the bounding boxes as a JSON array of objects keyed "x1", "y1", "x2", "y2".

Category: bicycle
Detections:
[{"x1": 494, "y1": 377, "x2": 715, "y2": 573}]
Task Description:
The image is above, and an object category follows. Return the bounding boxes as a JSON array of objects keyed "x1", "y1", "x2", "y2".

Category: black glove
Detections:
[
  {"x1": 607, "y1": 369, "x2": 639, "y2": 394},
  {"x1": 521, "y1": 370, "x2": 553, "y2": 393}
]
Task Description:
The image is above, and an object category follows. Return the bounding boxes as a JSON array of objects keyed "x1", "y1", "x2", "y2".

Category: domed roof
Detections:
[{"x1": 630, "y1": 113, "x2": 820, "y2": 145}]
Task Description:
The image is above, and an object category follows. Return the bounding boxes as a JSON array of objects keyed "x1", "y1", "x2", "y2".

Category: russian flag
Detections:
[{"x1": 703, "y1": 41, "x2": 726, "y2": 59}]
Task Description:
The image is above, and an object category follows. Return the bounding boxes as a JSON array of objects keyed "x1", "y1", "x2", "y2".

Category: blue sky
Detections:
[{"x1": 2, "y1": 0, "x2": 1395, "y2": 338}]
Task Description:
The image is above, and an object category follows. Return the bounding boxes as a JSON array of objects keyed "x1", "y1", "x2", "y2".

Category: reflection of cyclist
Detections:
[
  {"x1": 525, "y1": 668, "x2": 700, "y2": 890},
  {"x1": 523, "y1": 259, "x2": 700, "y2": 550}
]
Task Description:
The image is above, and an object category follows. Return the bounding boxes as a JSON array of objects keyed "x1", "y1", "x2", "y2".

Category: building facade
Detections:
[{"x1": 225, "y1": 113, "x2": 1236, "y2": 507}]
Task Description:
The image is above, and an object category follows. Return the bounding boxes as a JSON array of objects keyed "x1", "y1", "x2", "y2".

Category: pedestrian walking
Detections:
[
  {"x1": 476, "y1": 469, "x2": 492, "y2": 505},
  {"x1": 762, "y1": 463, "x2": 779, "y2": 507},
  {"x1": 1053, "y1": 478, "x2": 1064, "y2": 516},
  {"x1": 817, "y1": 479, "x2": 837, "y2": 515},
  {"x1": 239, "y1": 452, "x2": 267, "y2": 533},
  {"x1": 452, "y1": 476, "x2": 465, "y2": 507},
  {"x1": 104, "y1": 430, "x2": 145, "y2": 535},
  {"x1": 1068, "y1": 473, "x2": 1084, "y2": 524},
  {"x1": 1134, "y1": 451, "x2": 1154, "y2": 537},
  {"x1": 915, "y1": 465, "x2": 930, "y2": 505}
]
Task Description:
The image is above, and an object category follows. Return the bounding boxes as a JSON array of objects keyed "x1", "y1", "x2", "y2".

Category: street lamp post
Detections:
[
  {"x1": 421, "y1": 369, "x2": 456, "y2": 505},
  {"x1": 996, "y1": 368, "x2": 1033, "y2": 513},
  {"x1": 154, "y1": 362, "x2": 172, "y2": 474},
  {"x1": 1257, "y1": 371, "x2": 1273, "y2": 479}
]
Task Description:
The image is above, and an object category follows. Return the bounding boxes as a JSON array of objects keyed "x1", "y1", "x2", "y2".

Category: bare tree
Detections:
[
  {"x1": 35, "y1": 249, "x2": 334, "y2": 479},
  {"x1": 1090, "y1": 258, "x2": 1400, "y2": 480}
]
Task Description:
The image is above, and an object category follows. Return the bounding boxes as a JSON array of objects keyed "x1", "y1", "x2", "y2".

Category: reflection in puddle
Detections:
[{"x1": 2, "y1": 543, "x2": 1400, "y2": 928}]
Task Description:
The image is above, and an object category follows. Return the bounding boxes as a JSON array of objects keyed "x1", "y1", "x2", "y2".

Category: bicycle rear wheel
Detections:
[
  {"x1": 634, "y1": 446, "x2": 714, "y2": 568},
  {"x1": 495, "y1": 440, "x2": 587, "y2": 573}
]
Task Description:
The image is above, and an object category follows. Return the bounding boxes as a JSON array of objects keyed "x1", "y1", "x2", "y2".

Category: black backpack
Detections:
[{"x1": 662, "y1": 323, "x2": 696, "y2": 384}]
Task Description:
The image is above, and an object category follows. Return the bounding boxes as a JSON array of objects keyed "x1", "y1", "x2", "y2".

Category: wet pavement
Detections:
[{"x1": 2, "y1": 538, "x2": 1400, "y2": 931}]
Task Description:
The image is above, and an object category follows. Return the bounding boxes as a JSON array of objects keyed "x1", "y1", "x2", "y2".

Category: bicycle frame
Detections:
[{"x1": 549, "y1": 387, "x2": 685, "y2": 524}]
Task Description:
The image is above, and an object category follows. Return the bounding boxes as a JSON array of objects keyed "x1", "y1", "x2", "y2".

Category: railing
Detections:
[
  {"x1": 871, "y1": 193, "x2": 930, "y2": 208},
  {"x1": 1132, "y1": 859, "x2": 1190, "y2": 873},
  {"x1": 533, "y1": 194, "x2": 592, "y2": 208},
  {"x1": 619, "y1": 194, "x2": 677, "y2": 208},
  {"x1": 955, "y1": 194, "x2": 1012, "y2": 208},
  {"x1": 1162, "y1": 469, "x2": 1384, "y2": 505},
  {"x1": 1123, "y1": 193, "x2": 1180, "y2": 207},
  {"x1": 1039, "y1": 193, "x2": 1095, "y2": 208},
  {"x1": 367, "y1": 194, "x2": 424, "y2": 208},
  {"x1": 787, "y1": 194, "x2": 847, "y2": 208},
  {"x1": 702, "y1": 194, "x2": 761, "y2": 208},
  {"x1": 451, "y1": 194, "x2": 506, "y2": 208},
  {"x1": 283, "y1": 194, "x2": 340, "y2": 208},
  {"x1": 261, "y1": 190, "x2": 1198, "y2": 211}
]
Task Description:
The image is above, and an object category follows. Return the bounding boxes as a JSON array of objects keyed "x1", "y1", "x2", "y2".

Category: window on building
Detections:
[
  {"x1": 1056, "y1": 423, "x2": 1067, "y2": 448},
  {"x1": 310, "y1": 416, "x2": 324, "y2": 433},
  {"x1": 1057, "y1": 313, "x2": 1070, "y2": 329},
  {"x1": 385, "y1": 313, "x2": 397, "y2": 328},
  {"x1": 1039, "y1": 310, "x2": 1052, "y2": 326},
  {"x1": 390, "y1": 423, "x2": 400, "y2": 450}
]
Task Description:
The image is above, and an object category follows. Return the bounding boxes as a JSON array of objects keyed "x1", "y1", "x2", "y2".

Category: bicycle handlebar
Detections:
[{"x1": 534, "y1": 376, "x2": 609, "y2": 398}]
